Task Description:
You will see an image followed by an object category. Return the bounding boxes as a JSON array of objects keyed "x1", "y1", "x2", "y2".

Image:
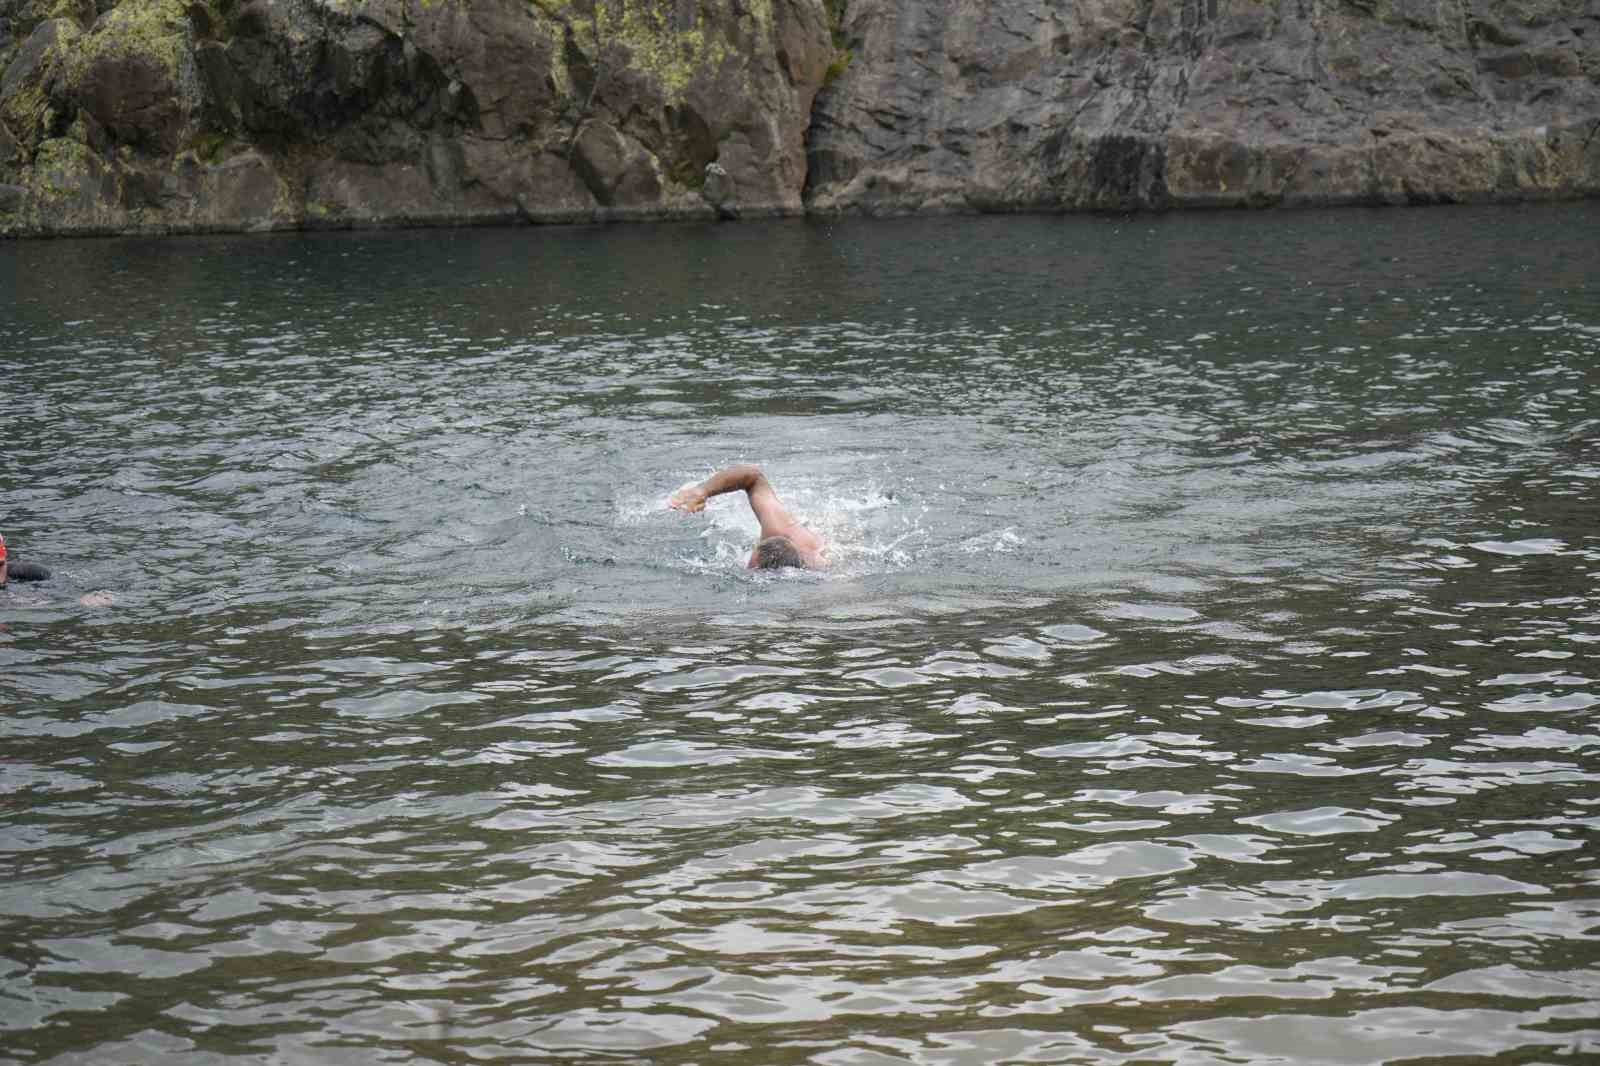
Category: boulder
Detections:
[
  {"x1": 25, "y1": 135, "x2": 113, "y2": 222},
  {"x1": 701, "y1": 160, "x2": 738, "y2": 218},
  {"x1": 63, "y1": 0, "x2": 202, "y2": 154}
]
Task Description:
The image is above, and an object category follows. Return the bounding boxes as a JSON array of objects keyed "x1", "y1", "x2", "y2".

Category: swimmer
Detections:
[
  {"x1": 0, "y1": 532, "x2": 51, "y2": 586},
  {"x1": 669, "y1": 465, "x2": 828, "y2": 570}
]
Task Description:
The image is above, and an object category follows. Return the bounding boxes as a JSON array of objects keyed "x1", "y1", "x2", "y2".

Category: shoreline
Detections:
[{"x1": 4, "y1": 179, "x2": 1596, "y2": 241}]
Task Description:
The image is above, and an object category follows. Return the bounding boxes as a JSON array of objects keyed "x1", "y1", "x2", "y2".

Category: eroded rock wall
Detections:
[
  {"x1": 806, "y1": 0, "x2": 1600, "y2": 212},
  {"x1": 0, "y1": 0, "x2": 1595, "y2": 234},
  {"x1": 0, "y1": 0, "x2": 834, "y2": 234}
]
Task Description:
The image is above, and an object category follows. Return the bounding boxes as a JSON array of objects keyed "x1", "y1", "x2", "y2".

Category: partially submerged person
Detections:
[
  {"x1": 0, "y1": 532, "x2": 51, "y2": 587},
  {"x1": 669, "y1": 465, "x2": 827, "y2": 570}
]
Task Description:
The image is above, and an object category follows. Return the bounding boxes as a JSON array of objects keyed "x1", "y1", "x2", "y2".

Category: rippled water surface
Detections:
[{"x1": 3, "y1": 205, "x2": 1599, "y2": 1064}]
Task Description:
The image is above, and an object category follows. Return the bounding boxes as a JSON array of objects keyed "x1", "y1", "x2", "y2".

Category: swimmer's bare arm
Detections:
[
  {"x1": 671, "y1": 466, "x2": 827, "y2": 568},
  {"x1": 669, "y1": 465, "x2": 796, "y2": 539}
]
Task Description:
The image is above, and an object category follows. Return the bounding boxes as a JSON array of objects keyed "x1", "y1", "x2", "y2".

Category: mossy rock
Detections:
[
  {"x1": 10, "y1": 0, "x2": 96, "y2": 34},
  {"x1": 0, "y1": 18, "x2": 81, "y2": 152},
  {"x1": 28, "y1": 134, "x2": 109, "y2": 216},
  {"x1": 63, "y1": 0, "x2": 201, "y2": 153}
]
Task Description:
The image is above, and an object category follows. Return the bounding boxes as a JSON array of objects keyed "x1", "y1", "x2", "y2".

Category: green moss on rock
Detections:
[
  {"x1": 30, "y1": 135, "x2": 93, "y2": 202},
  {"x1": 547, "y1": 0, "x2": 742, "y2": 103},
  {"x1": 0, "y1": 20, "x2": 81, "y2": 152},
  {"x1": 186, "y1": 129, "x2": 233, "y2": 163},
  {"x1": 65, "y1": 0, "x2": 192, "y2": 83},
  {"x1": 824, "y1": 48, "x2": 850, "y2": 86},
  {"x1": 608, "y1": 4, "x2": 727, "y2": 97}
]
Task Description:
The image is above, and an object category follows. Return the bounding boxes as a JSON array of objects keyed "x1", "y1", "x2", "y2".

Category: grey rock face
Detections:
[
  {"x1": 806, "y1": 0, "x2": 1600, "y2": 212},
  {"x1": 0, "y1": 0, "x2": 1594, "y2": 234}
]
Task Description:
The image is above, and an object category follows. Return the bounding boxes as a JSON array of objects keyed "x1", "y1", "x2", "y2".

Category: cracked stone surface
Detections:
[
  {"x1": 0, "y1": 0, "x2": 1595, "y2": 234},
  {"x1": 806, "y1": 0, "x2": 1600, "y2": 212},
  {"x1": 0, "y1": 0, "x2": 833, "y2": 235}
]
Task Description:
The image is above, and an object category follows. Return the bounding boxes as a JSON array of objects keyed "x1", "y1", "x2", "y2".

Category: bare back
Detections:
[{"x1": 745, "y1": 476, "x2": 826, "y2": 569}]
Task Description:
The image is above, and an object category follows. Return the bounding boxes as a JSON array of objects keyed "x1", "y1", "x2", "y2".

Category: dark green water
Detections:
[{"x1": 2, "y1": 205, "x2": 1598, "y2": 1064}]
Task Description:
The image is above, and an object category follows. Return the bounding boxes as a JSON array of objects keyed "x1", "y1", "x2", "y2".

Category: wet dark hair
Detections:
[{"x1": 754, "y1": 535, "x2": 804, "y2": 570}]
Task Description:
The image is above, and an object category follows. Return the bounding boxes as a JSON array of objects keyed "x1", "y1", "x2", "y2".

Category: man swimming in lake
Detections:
[{"x1": 668, "y1": 465, "x2": 827, "y2": 570}]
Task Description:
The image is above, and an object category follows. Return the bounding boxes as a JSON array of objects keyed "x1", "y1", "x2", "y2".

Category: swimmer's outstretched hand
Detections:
[{"x1": 668, "y1": 484, "x2": 708, "y2": 514}]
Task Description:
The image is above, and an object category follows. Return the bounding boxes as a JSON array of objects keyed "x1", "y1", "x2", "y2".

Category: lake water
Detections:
[{"x1": 2, "y1": 205, "x2": 1599, "y2": 1064}]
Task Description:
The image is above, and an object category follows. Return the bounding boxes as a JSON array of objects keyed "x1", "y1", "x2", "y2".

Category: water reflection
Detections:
[{"x1": 3, "y1": 204, "x2": 1599, "y2": 1064}]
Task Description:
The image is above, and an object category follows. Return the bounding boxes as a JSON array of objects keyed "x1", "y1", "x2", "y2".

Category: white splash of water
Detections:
[{"x1": 619, "y1": 476, "x2": 1021, "y2": 579}]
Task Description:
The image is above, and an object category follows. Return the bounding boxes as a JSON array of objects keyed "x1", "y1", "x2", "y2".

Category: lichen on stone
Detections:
[
  {"x1": 524, "y1": 0, "x2": 574, "y2": 97},
  {"x1": 614, "y1": 8, "x2": 722, "y2": 96},
  {"x1": 0, "y1": 19, "x2": 81, "y2": 152},
  {"x1": 65, "y1": 0, "x2": 193, "y2": 82},
  {"x1": 186, "y1": 129, "x2": 232, "y2": 163},
  {"x1": 2, "y1": 79, "x2": 55, "y2": 147},
  {"x1": 32, "y1": 135, "x2": 88, "y2": 170},
  {"x1": 29, "y1": 134, "x2": 91, "y2": 202},
  {"x1": 563, "y1": 0, "x2": 736, "y2": 102},
  {"x1": 19, "y1": 0, "x2": 92, "y2": 26},
  {"x1": 272, "y1": 171, "x2": 299, "y2": 221}
]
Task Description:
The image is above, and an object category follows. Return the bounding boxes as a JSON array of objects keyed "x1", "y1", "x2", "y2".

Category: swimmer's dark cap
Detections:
[{"x1": 6, "y1": 561, "x2": 49, "y2": 581}]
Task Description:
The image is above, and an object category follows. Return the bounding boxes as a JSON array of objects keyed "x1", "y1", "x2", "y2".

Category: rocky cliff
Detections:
[
  {"x1": 0, "y1": 0, "x2": 834, "y2": 234},
  {"x1": 809, "y1": 0, "x2": 1600, "y2": 212},
  {"x1": 0, "y1": 0, "x2": 1594, "y2": 236}
]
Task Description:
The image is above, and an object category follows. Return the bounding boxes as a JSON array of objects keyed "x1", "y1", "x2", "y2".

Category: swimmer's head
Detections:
[{"x1": 753, "y1": 535, "x2": 805, "y2": 570}]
